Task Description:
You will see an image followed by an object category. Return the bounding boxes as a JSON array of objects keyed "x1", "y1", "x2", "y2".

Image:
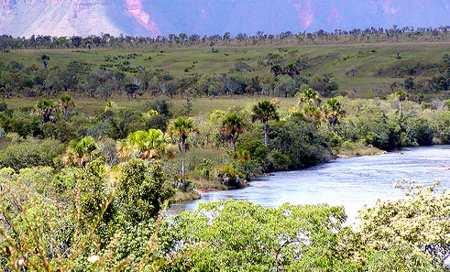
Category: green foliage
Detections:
[
  {"x1": 144, "y1": 97, "x2": 172, "y2": 117},
  {"x1": 365, "y1": 245, "x2": 443, "y2": 272},
  {"x1": 220, "y1": 111, "x2": 246, "y2": 150},
  {"x1": 1, "y1": 170, "x2": 448, "y2": 272},
  {"x1": 251, "y1": 100, "x2": 279, "y2": 145},
  {"x1": 358, "y1": 183, "x2": 450, "y2": 265},
  {"x1": 113, "y1": 159, "x2": 174, "y2": 225},
  {"x1": 405, "y1": 118, "x2": 434, "y2": 146},
  {"x1": 64, "y1": 136, "x2": 99, "y2": 166},
  {"x1": 268, "y1": 116, "x2": 332, "y2": 170},
  {"x1": 122, "y1": 129, "x2": 167, "y2": 160},
  {"x1": 0, "y1": 138, "x2": 64, "y2": 170},
  {"x1": 310, "y1": 73, "x2": 339, "y2": 97},
  {"x1": 0, "y1": 158, "x2": 174, "y2": 271},
  {"x1": 168, "y1": 116, "x2": 197, "y2": 151},
  {"x1": 159, "y1": 201, "x2": 350, "y2": 271},
  {"x1": 0, "y1": 110, "x2": 41, "y2": 137},
  {"x1": 74, "y1": 159, "x2": 109, "y2": 228}
]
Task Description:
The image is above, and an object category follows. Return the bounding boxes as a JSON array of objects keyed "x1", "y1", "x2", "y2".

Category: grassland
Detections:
[{"x1": 2, "y1": 41, "x2": 449, "y2": 99}]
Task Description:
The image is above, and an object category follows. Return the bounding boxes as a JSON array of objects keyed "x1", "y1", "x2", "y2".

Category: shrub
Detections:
[
  {"x1": 113, "y1": 159, "x2": 174, "y2": 225},
  {"x1": 0, "y1": 100, "x2": 7, "y2": 112},
  {"x1": 408, "y1": 118, "x2": 434, "y2": 146},
  {"x1": 194, "y1": 159, "x2": 215, "y2": 180},
  {"x1": 0, "y1": 138, "x2": 64, "y2": 170},
  {"x1": 144, "y1": 97, "x2": 171, "y2": 117},
  {"x1": 0, "y1": 111, "x2": 41, "y2": 137},
  {"x1": 215, "y1": 163, "x2": 243, "y2": 188},
  {"x1": 269, "y1": 117, "x2": 332, "y2": 170},
  {"x1": 267, "y1": 149, "x2": 290, "y2": 171}
]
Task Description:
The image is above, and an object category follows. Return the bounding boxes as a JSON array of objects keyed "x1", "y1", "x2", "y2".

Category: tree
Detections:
[
  {"x1": 159, "y1": 201, "x2": 349, "y2": 271},
  {"x1": 392, "y1": 90, "x2": 408, "y2": 116},
  {"x1": 125, "y1": 83, "x2": 141, "y2": 100},
  {"x1": 40, "y1": 54, "x2": 50, "y2": 69},
  {"x1": 168, "y1": 117, "x2": 197, "y2": 181},
  {"x1": 121, "y1": 129, "x2": 167, "y2": 160},
  {"x1": 297, "y1": 87, "x2": 323, "y2": 124},
  {"x1": 59, "y1": 94, "x2": 75, "y2": 119},
  {"x1": 322, "y1": 97, "x2": 345, "y2": 126},
  {"x1": 251, "y1": 100, "x2": 279, "y2": 146},
  {"x1": 114, "y1": 159, "x2": 174, "y2": 225},
  {"x1": 64, "y1": 136, "x2": 99, "y2": 167},
  {"x1": 35, "y1": 99, "x2": 56, "y2": 123},
  {"x1": 220, "y1": 111, "x2": 246, "y2": 151},
  {"x1": 298, "y1": 87, "x2": 321, "y2": 107},
  {"x1": 359, "y1": 183, "x2": 449, "y2": 267}
]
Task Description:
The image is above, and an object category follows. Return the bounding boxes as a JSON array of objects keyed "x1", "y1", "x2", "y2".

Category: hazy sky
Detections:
[
  {"x1": 1, "y1": 0, "x2": 449, "y2": 37},
  {"x1": 119, "y1": 0, "x2": 450, "y2": 35}
]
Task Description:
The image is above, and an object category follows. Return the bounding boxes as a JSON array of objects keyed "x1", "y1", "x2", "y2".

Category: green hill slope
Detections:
[{"x1": 1, "y1": 41, "x2": 449, "y2": 98}]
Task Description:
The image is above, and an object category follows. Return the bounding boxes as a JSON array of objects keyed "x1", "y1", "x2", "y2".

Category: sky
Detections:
[
  {"x1": 115, "y1": 0, "x2": 450, "y2": 36},
  {"x1": 1, "y1": 0, "x2": 449, "y2": 37}
]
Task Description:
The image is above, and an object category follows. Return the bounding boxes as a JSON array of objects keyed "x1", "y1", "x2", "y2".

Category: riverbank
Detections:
[
  {"x1": 173, "y1": 143, "x2": 387, "y2": 203},
  {"x1": 169, "y1": 145, "x2": 450, "y2": 217}
]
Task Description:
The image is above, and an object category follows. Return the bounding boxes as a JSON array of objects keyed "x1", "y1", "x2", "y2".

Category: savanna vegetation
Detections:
[
  {"x1": 0, "y1": 37, "x2": 449, "y2": 101},
  {"x1": 0, "y1": 29, "x2": 449, "y2": 271}
]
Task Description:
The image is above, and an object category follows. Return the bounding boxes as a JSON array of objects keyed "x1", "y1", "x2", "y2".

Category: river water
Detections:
[{"x1": 169, "y1": 145, "x2": 450, "y2": 219}]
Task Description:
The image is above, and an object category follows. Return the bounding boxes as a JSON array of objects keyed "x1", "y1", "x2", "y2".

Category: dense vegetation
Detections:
[
  {"x1": 1, "y1": 87, "x2": 450, "y2": 192},
  {"x1": 1, "y1": 166, "x2": 448, "y2": 271},
  {"x1": 0, "y1": 32, "x2": 449, "y2": 270}
]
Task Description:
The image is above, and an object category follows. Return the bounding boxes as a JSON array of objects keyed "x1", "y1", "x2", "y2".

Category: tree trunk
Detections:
[
  {"x1": 180, "y1": 138, "x2": 186, "y2": 181},
  {"x1": 263, "y1": 122, "x2": 269, "y2": 146}
]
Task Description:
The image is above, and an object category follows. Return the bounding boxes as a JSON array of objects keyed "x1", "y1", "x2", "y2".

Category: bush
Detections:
[
  {"x1": 407, "y1": 118, "x2": 434, "y2": 146},
  {"x1": 0, "y1": 139, "x2": 64, "y2": 170},
  {"x1": 267, "y1": 149, "x2": 290, "y2": 171},
  {"x1": 113, "y1": 159, "x2": 174, "y2": 225},
  {"x1": 0, "y1": 110, "x2": 41, "y2": 137},
  {"x1": 341, "y1": 110, "x2": 401, "y2": 151},
  {"x1": 144, "y1": 113, "x2": 169, "y2": 131},
  {"x1": 144, "y1": 97, "x2": 171, "y2": 117},
  {"x1": 215, "y1": 163, "x2": 243, "y2": 188},
  {"x1": 269, "y1": 117, "x2": 332, "y2": 170},
  {"x1": 41, "y1": 120, "x2": 78, "y2": 142},
  {"x1": 0, "y1": 100, "x2": 7, "y2": 112},
  {"x1": 310, "y1": 74, "x2": 339, "y2": 97},
  {"x1": 194, "y1": 159, "x2": 215, "y2": 180}
]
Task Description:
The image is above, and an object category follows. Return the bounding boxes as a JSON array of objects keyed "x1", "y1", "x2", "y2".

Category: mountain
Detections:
[{"x1": 1, "y1": 0, "x2": 449, "y2": 37}]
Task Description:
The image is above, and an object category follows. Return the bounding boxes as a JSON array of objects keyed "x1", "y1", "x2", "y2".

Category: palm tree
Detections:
[
  {"x1": 168, "y1": 117, "x2": 198, "y2": 180},
  {"x1": 122, "y1": 129, "x2": 167, "y2": 160},
  {"x1": 297, "y1": 87, "x2": 322, "y2": 124},
  {"x1": 221, "y1": 112, "x2": 245, "y2": 151},
  {"x1": 59, "y1": 94, "x2": 75, "y2": 119},
  {"x1": 251, "y1": 100, "x2": 279, "y2": 146},
  {"x1": 36, "y1": 99, "x2": 56, "y2": 122},
  {"x1": 297, "y1": 87, "x2": 321, "y2": 107},
  {"x1": 322, "y1": 97, "x2": 345, "y2": 126},
  {"x1": 395, "y1": 90, "x2": 408, "y2": 116},
  {"x1": 64, "y1": 136, "x2": 98, "y2": 166}
]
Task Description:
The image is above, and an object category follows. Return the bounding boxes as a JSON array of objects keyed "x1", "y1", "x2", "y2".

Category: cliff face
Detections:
[{"x1": 1, "y1": 0, "x2": 449, "y2": 37}]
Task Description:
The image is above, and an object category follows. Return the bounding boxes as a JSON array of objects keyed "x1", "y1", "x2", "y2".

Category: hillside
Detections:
[{"x1": 2, "y1": 41, "x2": 449, "y2": 99}]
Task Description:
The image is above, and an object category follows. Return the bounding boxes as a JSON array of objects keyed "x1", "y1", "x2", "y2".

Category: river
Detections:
[{"x1": 169, "y1": 145, "x2": 450, "y2": 219}]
